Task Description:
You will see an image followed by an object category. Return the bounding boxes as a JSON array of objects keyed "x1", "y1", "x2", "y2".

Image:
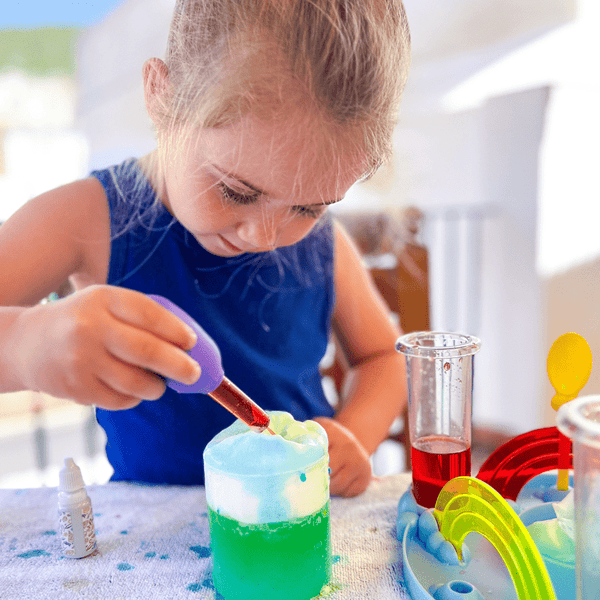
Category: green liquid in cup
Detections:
[
  {"x1": 208, "y1": 502, "x2": 331, "y2": 599},
  {"x1": 204, "y1": 412, "x2": 331, "y2": 599}
]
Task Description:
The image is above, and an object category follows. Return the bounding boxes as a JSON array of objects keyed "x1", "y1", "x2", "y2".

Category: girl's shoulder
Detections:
[
  {"x1": 70, "y1": 175, "x2": 113, "y2": 285},
  {"x1": 45, "y1": 175, "x2": 112, "y2": 287},
  {"x1": 90, "y1": 158, "x2": 164, "y2": 239}
]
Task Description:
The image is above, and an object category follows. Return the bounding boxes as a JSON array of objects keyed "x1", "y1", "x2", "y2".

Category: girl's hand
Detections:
[
  {"x1": 12, "y1": 285, "x2": 200, "y2": 410},
  {"x1": 313, "y1": 417, "x2": 372, "y2": 498}
]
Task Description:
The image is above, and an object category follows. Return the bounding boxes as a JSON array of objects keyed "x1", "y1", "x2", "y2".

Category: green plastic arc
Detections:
[{"x1": 433, "y1": 477, "x2": 557, "y2": 600}]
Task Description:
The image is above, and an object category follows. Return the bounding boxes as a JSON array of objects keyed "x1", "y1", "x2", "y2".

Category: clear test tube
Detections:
[
  {"x1": 557, "y1": 395, "x2": 600, "y2": 600},
  {"x1": 396, "y1": 331, "x2": 481, "y2": 508}
]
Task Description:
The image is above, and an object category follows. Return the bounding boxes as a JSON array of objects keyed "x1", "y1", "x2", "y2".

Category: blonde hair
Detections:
[{"x1": 158, "y1": 0, "x2": 411, "y2": 171}]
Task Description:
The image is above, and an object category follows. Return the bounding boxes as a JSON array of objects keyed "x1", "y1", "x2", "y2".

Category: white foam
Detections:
[{"x1": 203, "y1": 411, "x2": 329, "y2": 524}]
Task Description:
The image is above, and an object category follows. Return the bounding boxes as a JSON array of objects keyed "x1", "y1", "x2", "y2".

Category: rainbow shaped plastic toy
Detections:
[{"x1": 397, "y1": 333, "x2": 591, "y2": 600}]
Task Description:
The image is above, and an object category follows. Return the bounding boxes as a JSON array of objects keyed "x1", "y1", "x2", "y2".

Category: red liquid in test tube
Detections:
[{"x1": 411, "y1": 435, "x2": 471, "y2": 509}]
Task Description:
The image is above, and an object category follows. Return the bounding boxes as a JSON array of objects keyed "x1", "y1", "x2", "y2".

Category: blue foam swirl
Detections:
[{"x1": 204, "y1": 411, "x2": 327, "y2": 476}]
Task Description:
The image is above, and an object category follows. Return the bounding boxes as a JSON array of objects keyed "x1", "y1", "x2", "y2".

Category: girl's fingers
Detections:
[
  {"x1": 92, "y1": 375, "x2": 147, "y2": 411},
  {"x1": 60, "y1": 369, "x2": 153, "y2": 411},
  {"x1": 97, "y1": 351, "x2": 167, "y2": 401},
  {"x1": 346, "y1": 472, "x2": 371, "y2": 497},
  {"x1": 103, "y1": 319, "x2": 200, "y2": 385},
  {"x1": 329, "y1": 462, "x2": 349, "y2": 493},
  {"x1": 330, "y1": 463, "x2": 362, "y2": 497},
  {"x1": 108, "y1": 289, "x2": 198, "y2": 351}
]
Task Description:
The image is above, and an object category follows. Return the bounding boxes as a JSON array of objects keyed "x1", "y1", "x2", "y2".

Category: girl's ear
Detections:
[{"x1": 143, "y1": 58, "x2": 171, "y2": 125}]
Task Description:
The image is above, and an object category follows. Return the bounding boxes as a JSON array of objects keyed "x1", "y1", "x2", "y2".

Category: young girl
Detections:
[{"x1": 0, "y1": 0, "x2": 411, "y2": 497}]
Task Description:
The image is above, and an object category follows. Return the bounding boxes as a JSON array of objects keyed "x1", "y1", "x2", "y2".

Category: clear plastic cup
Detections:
[
  {"x1": 396, "y1": 331, "x2": 481, "y2": 508},
  {"x1": 557, "y1": 395, "x2": 600, "y2": 599},
  {"x1": 203, "y1": 412, "x2": 331, "y2": 600}
]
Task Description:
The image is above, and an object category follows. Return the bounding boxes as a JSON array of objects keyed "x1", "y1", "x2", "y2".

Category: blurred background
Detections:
[{"x1": 1, "y1": 0, "x2": 599, "y2": 487}]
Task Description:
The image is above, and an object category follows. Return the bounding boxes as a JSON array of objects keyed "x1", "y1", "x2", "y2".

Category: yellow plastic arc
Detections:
[{"x1": 434, "y1": 477, "x2": 557, "y2": 600}]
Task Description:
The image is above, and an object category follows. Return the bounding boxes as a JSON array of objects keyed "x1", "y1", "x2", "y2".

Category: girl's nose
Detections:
[{"x1": 235, "y1": 216, "x2": 280, "y2": 251}]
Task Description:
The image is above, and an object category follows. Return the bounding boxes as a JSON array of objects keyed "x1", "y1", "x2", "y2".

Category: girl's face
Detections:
[{"x1": 158, "y1": 115, "x2": 367, "y2": 256}]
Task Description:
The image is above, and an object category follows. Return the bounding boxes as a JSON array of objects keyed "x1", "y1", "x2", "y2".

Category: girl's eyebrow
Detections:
[{"x1": 209, "y1": 163, "x2": 344, "y2": 206}]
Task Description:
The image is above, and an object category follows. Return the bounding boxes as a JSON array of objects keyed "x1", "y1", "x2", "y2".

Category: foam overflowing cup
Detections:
[{"x1": 203, "y1": 411, "x2": 331, "y2": 600}]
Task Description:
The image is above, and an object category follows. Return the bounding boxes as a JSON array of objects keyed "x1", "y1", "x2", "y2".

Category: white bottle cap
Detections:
[{"x1": 59, "y1": 458, "x2": 85, "y2": 493}]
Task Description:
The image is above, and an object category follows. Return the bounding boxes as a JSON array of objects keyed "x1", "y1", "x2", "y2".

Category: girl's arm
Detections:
[
  {"x1": 331, "y1": 220, "x2": 408, "y2": 451},
  {"x1": 315, "y1": 220, "x2": 408, "y2": 496},
  {"x1": 0, "y1": 178, "x2": 108, "y2": 391},
  {"x1": 0, "y1": 179, "x2": 199, "y2": 403}
]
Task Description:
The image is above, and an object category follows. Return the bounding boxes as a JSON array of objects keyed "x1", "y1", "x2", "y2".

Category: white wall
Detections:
[
  {"x1": 538, "y1": 87, "x2": 600, "y2": 279},
  {"x1": 76, "y1": 0, "x2": 175, "y2": 169},
  {"x1": 474, "y1": 88, "x2": 548, "y2": 432},
  {"x1": 0, "y1": 72, "x2": 89, "y2": 222}
]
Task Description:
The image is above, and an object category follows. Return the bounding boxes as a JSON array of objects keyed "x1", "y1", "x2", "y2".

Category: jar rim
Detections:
[
  {"x1": 557, "y1": 395, "x2": 600, "y2": 448},
  {"x1": 396, "y1": 331, "x2": 481, "y2": 358}
]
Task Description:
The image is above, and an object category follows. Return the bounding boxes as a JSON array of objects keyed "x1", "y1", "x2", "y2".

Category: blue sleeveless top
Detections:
[{"x1": 91, "y1": 159, "x2": 336, "y2": 485}]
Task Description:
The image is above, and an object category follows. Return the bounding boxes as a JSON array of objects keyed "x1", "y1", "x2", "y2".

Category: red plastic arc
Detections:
[{"x1": 476, "y1": 426, "x2": 573, "y2": 500}]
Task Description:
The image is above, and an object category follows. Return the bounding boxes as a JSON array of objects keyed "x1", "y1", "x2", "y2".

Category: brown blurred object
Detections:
[{"x1": 322, "y1": 207, "x2": 430, "y2": 470}]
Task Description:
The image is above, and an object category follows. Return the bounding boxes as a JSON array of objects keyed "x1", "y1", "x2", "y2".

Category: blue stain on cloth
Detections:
[
  {"x1": 17, "y1": 549, "x2": 51, "y2": 559},
  {"x1": 187, "y1": 579, "x2": 214, "y2": 592},
  {"x1": 189, "y1": 546, "x2": 211, "y2": 559},
  {"x1": 0, "y1": 483, "x2": 220, "y2": 599}
]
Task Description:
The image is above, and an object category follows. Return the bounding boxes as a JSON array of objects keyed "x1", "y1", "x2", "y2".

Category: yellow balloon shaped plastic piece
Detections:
[
  {"x1": 434, "y1": 477, "x2": 557, "y2": 600},
  {"x1": 547, "y1": 333, "x2": 592, "y2": 411}
]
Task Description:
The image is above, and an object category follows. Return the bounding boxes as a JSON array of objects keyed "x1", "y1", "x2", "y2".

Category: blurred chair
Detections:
[{"x1": 321, "y1": 207, "x2": 430, "y2": 471}]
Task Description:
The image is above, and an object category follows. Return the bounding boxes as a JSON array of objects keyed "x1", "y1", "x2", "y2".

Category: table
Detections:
[{"x1": 0, "y1": 474, "x2": 412, "y2": 600}]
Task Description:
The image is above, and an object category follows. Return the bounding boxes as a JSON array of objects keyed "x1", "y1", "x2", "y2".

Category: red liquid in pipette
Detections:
[
  {"x1": 208, "y1": 377, "x2": 275, "y2": 435},
  {"x1": 411, "y1": 435, "x2": 471, "y2": 508}
]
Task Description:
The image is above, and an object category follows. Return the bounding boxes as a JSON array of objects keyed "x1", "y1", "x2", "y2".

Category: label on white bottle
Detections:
[{"x1": 59, "y1": 497, "x2": 96, "y2": 558}]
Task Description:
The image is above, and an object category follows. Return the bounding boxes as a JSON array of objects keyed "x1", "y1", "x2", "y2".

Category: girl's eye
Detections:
[
  {"x1": 218, "y1": 181, "x2": 324, "y2": 219},
  {"x1": 292, "y1": 205, "x2": 326, "y2": 219},
  {"x1": 217, "y1": 182, "x2": 260, "y2": 206}
]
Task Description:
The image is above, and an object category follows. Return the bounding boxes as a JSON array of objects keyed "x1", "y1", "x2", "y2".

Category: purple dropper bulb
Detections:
[{"x1": 148, "y1": 295, "x2": 274, "y2": 433}]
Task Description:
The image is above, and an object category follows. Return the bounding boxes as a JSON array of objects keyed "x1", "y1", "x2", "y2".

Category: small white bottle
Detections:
[{"x1": 58, "y1": 458, "x2": 97, "y2": 558}]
